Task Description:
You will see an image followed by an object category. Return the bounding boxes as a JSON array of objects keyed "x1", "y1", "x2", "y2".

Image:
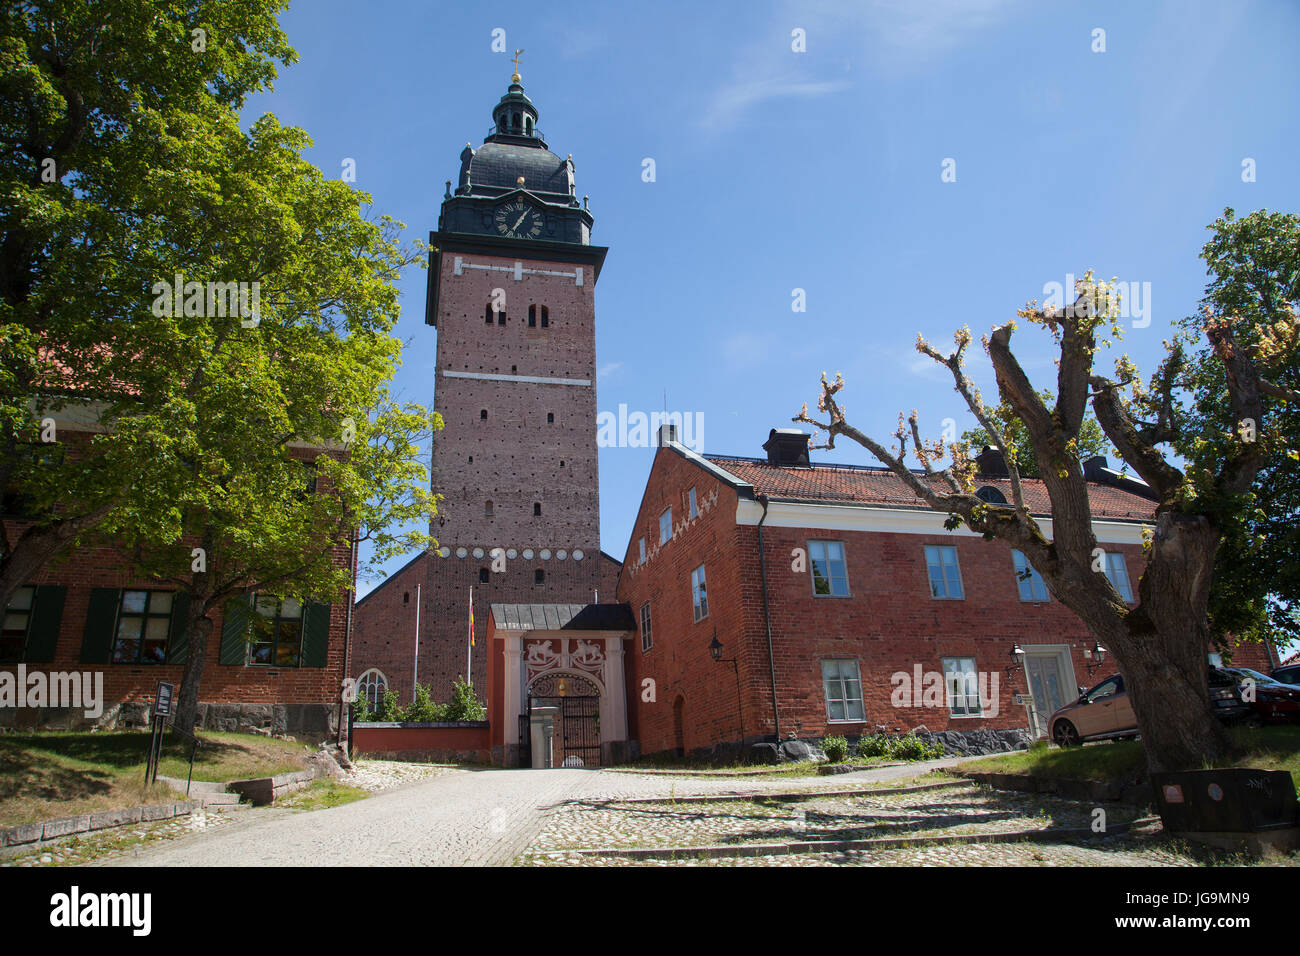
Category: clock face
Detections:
[{"x1": 495, "y1": 200, "x2": 543, "y2": 240}]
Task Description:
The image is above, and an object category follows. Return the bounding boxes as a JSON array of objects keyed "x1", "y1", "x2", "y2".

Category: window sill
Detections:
[{"x1": 826, "y1": 718, "x2": 867, "y2": 724}]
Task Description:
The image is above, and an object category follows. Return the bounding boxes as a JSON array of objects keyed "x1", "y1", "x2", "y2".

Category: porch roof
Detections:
[{"x1": 489, "y1": 603, "x2": 636, "y2": 632}]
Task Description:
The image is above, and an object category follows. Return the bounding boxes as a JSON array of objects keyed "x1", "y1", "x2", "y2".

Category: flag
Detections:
[{"x1": 468, "y1": 587, "x2": 475, "y2": 647}]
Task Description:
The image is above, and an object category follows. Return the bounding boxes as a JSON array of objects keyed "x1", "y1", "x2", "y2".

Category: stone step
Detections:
[{"x1": 196, "y1": 791, "x2": 242, "y2": 808}]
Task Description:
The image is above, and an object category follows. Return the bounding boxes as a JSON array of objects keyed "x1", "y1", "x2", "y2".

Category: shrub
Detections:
[
  {"x1": 856, "y1": 733, "x2": 892, "y2": 759},
  {"x1": 376, "y1": 687, "x2": 402, "y2": 722},
  {"x1": 822, "y1": 735, "x2": 849, "y2": 763},
  {"x1": 444, "y1": 677, "x2": 487, "y2": 722},
  {"x1": 402, "y1": 683, "x2": 446, "y2": 723},
  {"x1": 352, "y1": 692, "x2": 373, "y2": 723}
]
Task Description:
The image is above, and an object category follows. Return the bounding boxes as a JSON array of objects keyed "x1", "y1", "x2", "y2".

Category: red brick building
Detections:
[
  {"x1": 350, "y1": 71, "x2": 622, "y2": 706},
  {"x1": 1, "y1": 412, "x2": 354, "y2": 741},
  {"x1": 616, "y1": 427, "x2": 1276, "y2": 760}
]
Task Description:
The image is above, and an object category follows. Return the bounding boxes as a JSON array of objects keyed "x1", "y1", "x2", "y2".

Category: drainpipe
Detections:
[
  {"x1": 338, "y1": 527, "x2": 359, "y2": 749},
  {"x1": 757, "y1": 494, "x2": 781, "y2": 741}
]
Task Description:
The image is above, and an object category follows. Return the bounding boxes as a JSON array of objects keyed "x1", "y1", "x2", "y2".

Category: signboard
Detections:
[
  {"x1": 1012, "y1": 693, "x2": 1034, "y2": 707},
  {"x1": 154, "y1": 681, "x2": 175, "y2": 717}
]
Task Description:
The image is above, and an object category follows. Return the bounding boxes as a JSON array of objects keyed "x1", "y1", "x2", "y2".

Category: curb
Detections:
[
  {"x1": 545, "y1": 816, "x2": 1163, "y2": 861},
  {"x1": 610, "y1": 779, "x2": 974, "y2": 806},
  {"x1": 957, "y1": 770, "x2": 1152, "y2": 807},
  {"x1": 0, "y1": 801, "x2": 197, "y2": 859}
]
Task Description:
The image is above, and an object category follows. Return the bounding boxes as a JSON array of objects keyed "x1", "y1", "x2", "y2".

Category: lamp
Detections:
[
  {"x1": 1085, "y1": 641, "x2": 1108, "y2": 675},
  {"x1": 1006, "y1": 644, "x2": 1025, "y2": 674},
  {"x1": 707, "y1": 632, "x2": 745, "y2": 753}
]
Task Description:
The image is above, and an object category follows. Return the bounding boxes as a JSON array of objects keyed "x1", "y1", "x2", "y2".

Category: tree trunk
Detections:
[{"x1": 173, "y1": 610, "x2": 213, "y2": 737}]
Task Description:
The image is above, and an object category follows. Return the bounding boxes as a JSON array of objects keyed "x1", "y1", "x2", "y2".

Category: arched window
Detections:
[
  {"x1": 358, "y1": 669, "x2": 388, "y2": 707},
  {"x1": 524, "y1": 116, "x2": 532, "y2": 134},
  {"x1": 480, "y1": 409, "x2": 488, "y2": 420},
  {"x1": 512, "y1": 112, "x2": 520, "y2": 129}
]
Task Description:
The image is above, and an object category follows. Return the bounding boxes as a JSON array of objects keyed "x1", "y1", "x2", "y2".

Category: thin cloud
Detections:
[{"x1": 597, "y1": 361, "x2": 623, "y2": 379}]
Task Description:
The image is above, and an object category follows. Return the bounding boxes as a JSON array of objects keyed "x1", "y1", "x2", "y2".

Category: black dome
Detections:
[{"x1": 468, "y1": 142, "x2": 571, "y2": 200}]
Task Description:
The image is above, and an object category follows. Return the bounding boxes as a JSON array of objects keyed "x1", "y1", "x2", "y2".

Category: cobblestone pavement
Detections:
[{"x1": 346, "y1": 759, "x2": 461, "y2": 793}]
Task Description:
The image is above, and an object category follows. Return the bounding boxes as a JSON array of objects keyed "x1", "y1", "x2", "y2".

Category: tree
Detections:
[
  {"x1": 960, "y1": 390, "x2": 1108, "y2": 478},
  {"x1": 1175, "y1": 209, "x2": 1300, "y2": 651},
  {"x1": 795, "y1": 261, "x2": 1298, "y2": 773},
  {"x1": 0, "y1": 0, "x2": 294, "y2": 606}
]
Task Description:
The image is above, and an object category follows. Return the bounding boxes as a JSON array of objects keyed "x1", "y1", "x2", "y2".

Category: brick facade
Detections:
[{"x1": 617, "y1": 438, "x2": 1276, "y2": 760}]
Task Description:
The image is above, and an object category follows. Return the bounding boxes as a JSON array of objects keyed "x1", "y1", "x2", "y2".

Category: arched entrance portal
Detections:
[{"x1": 522, "y1": 672, "x2": 602, "y2": 768}]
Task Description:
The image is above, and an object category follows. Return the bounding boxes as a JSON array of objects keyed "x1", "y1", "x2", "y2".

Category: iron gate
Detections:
[{"x1": 519, "y1": 673, "x2": 601, "y2": 768}]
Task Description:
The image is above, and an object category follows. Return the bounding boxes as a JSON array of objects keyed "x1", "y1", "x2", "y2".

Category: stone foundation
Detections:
[
  {"x1": 0, "y1": 701, "x2": 338, "y2": 743},
  {"x1": 909, "y1": 727, "x2": 1031, "y2": 756}
]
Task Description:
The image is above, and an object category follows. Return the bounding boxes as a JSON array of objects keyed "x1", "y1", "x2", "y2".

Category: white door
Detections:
[{"x1": 1025, "y1": 651, "x2": 1070, "y2": 737}]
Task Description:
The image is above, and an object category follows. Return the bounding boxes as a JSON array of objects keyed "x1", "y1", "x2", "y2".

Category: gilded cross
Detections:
[{"x1": 511, "y1": 48, "x2": 525, "y2": 76}]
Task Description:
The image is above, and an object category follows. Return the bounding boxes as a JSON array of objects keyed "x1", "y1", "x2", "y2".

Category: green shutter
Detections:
[
  {"x1": 80, "y1": 587, "x2": 121, "y2": 664},
  {"x1": 24, "y1": 585, "x2": 66, "y2": 662},
  {"x1": 300, "y1": 601, "x2": 331, "y2": 667},
  {"x1": 166, "y1": 591, "x2": 191, "y2": 665},
  {"x1": 218, "y1": 594, "x2": 253, "y2": 666}
]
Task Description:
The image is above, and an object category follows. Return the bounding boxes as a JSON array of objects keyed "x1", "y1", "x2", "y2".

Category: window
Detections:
[
  {"x1": 528, "y1": 305, "x2": 550, "y2": 328},
  {"x1": 924, "y1": 545, "x2": 964, "y2": 599},
  {"x1": 640, "y1": 602, "x2": 653, "y2": 652},
  {"x1": 403, "y1": 591, "x2": 409, "y2": 605},
  {"x1": 547, "y1": 412, "x2": 554, "y2": 424},
  {"x1": 111, "y1": 590, "x2": 174, "y2": 664},
  {"x1": 479, "y1": 568, "x2": 489, "y2": 584},
  {"x1": 1011, "y1": 550, "x2": 1050, "y2": 602},
  {"x1": 480, "y1": 409, "x2": 488, "y2": 420},
  {"x1": 691, "y1": 565, "x2": 708, "y2": 622},
  {"x1": 1104, "y1": 552, "x2": 1134, "y2": 602},
  {"x1": 534, "y1": 569, "x2": 545, "y2": 585},
  {"x1": 248, "y1": 595, "x2": 303, "y2": 667},
  {"x1": 485, "y1": 304, "x2": 494, "y2": 325},
  {"x1": 541, "y1": 306, "x2": 549, "y2": 328},
  {"x1": 809, "y1": 540, "x2": 849, "y2": 597},
  {"x1": 485, "y1": 500, "x2": 494, "y2": 517},
  {"x1": 822, "y1": 659, "x2": 865, "y2": 722},
  {"x1": 498, "y1": 311, "x2": 505, "y2": 327},
  {"x1": 688, "y1": 487, "x2": 698, "y2": 519},
  {"x1": 1, "y1": 586, "x2": 36, "y2": 661},
  {"x1": 358, "y1": 669, "x2": 387, "y2": 707},
  {"x1": 638, "y1": 537, "x2": 646, "y2": 564},
  {"x1": 528, "y1": 305, "x2": 537, "y2": 328},
  {"x1": 943, "y1": 657, "x2": 982, "y2": 716},
  {"x1": 1087, "y1": 675, "x2": 1123, "y2": 702},
  {"x1": 659, "y1": 508, "x2": 673, "y2": 545},
  {"x1": 533, "y1": 502, "x2": 542, "y2": 516}
]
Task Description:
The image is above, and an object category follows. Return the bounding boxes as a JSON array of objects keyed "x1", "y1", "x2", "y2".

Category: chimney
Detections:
[
  {"x1": 763, "y1": 428, "x2": 811, "y2": 467},
  {"x1": 1083, "y1": 455, "x2": 1108, "y2": 481},
  {"x1": 975, "y1": 445, "x2": 1009, "y2": 478}
]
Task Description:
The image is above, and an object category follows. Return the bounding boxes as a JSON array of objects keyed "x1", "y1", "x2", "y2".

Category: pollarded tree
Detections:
[{"x1": 795, "y1": 267, "x2": 1297, "y2": 773}]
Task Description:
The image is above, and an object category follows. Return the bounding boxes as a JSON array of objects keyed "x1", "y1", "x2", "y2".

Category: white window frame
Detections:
[
  {"x1": 691, "y1": 564, "x2": 708, "y2": 622},
  {"x1": 659, "y1": 508, "x2": 673, "y2": 545},
  {"x1": 1011, "y1": 550, "x2": 1050, "y2": 602},
  {"x1": 925, "y1": 545, "x2": 964, "y2": 600},
  {"x1": 640, "y1": 602, "x2": 653, "y2": 652},
  {"x1": 821, "y1": 659, "x2": 865, "y2": 723},
  {"x1": 357, "y1": 668, "x2": 388, "y2": 707},
  {"x1": 688, "y1": 487, "x2": 698, "y2": 519},
  {"x1": 809, "y1": 540, "x2": 850, "y2": 597},
  {"x1": 638, "y1": 537, "x2": 646, "y2": 564},
  {"x1": 1104, "y1": 552, "x2": 1134, "y2": 602},
  {"x1": 943, "y1": 657, "x2": 983, "y2": 717}
]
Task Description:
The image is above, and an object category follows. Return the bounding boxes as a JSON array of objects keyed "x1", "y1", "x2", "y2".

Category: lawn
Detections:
[
  {"x1": 0, "y1": 729, "x2": 313, "y2": 827},
  {"x1": 956, "y1": 726, "x2": 1300, "y2": 786}
]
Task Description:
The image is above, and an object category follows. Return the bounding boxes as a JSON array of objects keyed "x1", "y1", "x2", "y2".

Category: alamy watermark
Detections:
[
  {"x1": 151, "y1": 272, "x2": 261, "y2": 327},
  {"x1": 890, "y1": 664, "x2": 999, "y2": 718},
  {"x1": 1042, "y1": 272, "x2": 1151, "y2": 328},
  {"x1": 597, "y1": 404, "x2": 704, "y2": 452},
  {"x1": 0, "y1": 665, "x2": 103, "y2": 719}
]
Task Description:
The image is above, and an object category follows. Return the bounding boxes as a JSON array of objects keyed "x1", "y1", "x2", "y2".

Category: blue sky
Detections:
[{"x1": 242, "y1": 0, "x2": 1300, "y2": 598}]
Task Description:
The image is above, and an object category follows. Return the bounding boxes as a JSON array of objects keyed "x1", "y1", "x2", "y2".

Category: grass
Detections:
[
  {"x1": 0, "y1": 729, "x2": 313, "y2": 827},
  {"x1": 277, "y1": 779, "x2": 368, "y2": 812},
  {"x1": 956, "y1": 726, "x2": 1300, "y2": 785}
]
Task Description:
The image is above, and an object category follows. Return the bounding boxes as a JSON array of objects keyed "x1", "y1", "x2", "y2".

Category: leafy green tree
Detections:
[
  {"x1": 0, "y1": 0, "x2": 295, "y2": 604},
  {"x1": 1175, "y1": 208, "x2": 1300, "y2": 651},
  {"x1": 444, "y1": 677, "x2": 487, "y2": 722}
]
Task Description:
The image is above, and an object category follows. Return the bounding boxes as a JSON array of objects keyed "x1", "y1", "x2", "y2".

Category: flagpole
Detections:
[
  {"x1": 412, "y1": 583, "x2": 421, "y2": 702},
  {"x1": 467, "y1": 586, "x2": 473, "y2": 685}
]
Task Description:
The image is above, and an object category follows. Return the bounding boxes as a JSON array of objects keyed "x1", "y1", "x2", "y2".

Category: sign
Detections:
[
  {"x1": 154, "y1": 681, "x2": 175, "y2": 717},
  {"x1": 1012, "y1": 693, "x2": 1033, "y2": 706}
]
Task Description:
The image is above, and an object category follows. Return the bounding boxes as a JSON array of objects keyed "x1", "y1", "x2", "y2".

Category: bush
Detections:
[
  {"x1": 352, "y1": 691, "x2": 373, "y2": 723},
  {"x1": 822, "y1": 735, "x2": 849, "y2": 763},
  {"x1": 401, "y1": 683, "x2": 446, "y2": 723},
  {"x1": 856, "y1": 733, "x2": 892, "y2": 759},
  {"x1": 376, "y1": 687, "x2": 402, "y2": 722},
  {"x1": 443, "y1": 677, "x2": 487, "y2": 722},
  {"x1": 855, "y1": 732, "x2": 944, "y2": 761}
]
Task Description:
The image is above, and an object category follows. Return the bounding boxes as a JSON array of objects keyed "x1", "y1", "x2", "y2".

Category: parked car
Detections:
[
  {"x1": 1048, "y1": 674, "x2": 1138, "y2": 747},
  {"x1": 1050, "y1": 668, "x2": 1255, "y2": 747},
  {"x1": 1270, "y1": 663, "x2": 1300, "y2": 687},
  {"x1": 1220, "y1": 666, "x2": 1300, "y2": 723}
]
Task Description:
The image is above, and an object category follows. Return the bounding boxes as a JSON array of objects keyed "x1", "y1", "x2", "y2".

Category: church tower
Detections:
[{"x1": 406, "y1": 64, "x2": 613, "y2": 696}]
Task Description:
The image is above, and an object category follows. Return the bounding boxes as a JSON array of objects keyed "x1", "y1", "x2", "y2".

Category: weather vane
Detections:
[{"x1": 511, "y1": 48, "x2": 524, "y2": 82}]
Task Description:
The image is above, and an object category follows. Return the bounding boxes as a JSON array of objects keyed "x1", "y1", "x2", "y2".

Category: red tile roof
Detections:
[{"x1": 704, "y1": 456, "x2": 1158, "y2": 522}]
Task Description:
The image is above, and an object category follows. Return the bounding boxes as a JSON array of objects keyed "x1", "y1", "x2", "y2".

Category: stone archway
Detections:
[{"x1": 525, "y1": 672, "x2": 602, "y2": 768}]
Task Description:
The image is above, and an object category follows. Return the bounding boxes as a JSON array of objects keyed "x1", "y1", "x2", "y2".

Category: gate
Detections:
[{"x1": 521, "y1": 673, "x2": 601, "y2": 768}]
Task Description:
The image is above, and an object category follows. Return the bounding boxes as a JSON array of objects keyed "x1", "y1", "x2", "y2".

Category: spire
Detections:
[{"x1": 489, "y1": 53, "x2": 543, "y2": 145}]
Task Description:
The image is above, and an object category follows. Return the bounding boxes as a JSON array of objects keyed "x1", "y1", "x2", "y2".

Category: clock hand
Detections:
[{"x1": 513, "y1": 212, "x2": 528, "y2": 230}]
